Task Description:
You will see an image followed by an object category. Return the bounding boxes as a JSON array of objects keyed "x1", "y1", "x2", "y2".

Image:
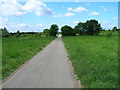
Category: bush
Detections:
[
  {"x1": 1, "y1": 27, "x2": 10, "y2": 37},
  {"x1": 20, "y1": 34, "x2": 26, "y2": 37},
  {"x1": 106, "y1": 32, "x2": 112, "y2": 37},
  {"x1": 41, "y1": 33, "x2": 46, "y2": 37},
  {"x1": 61, "y1": 25, "x2": 76, "y2": 36},
  {"x1": 37, "y1": 33, "x2": 42, "y2": 36}
]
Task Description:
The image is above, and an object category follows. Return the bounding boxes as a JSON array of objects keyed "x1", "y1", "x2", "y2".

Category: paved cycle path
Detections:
[{"x1": 2, "y1": 37, "x2": 80, "y2": 88}]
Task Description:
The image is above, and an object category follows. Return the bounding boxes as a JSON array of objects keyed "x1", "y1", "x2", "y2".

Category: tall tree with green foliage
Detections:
[
  {"x1": 74, "y1": 19, "x2": 101, "y2": 35},
  {"x1": 49, "y1": 24, "x2": 59, "y2": 36},
  {"x1": 74, "y1": 22, "x2": 86, "y2": 35},
  {"x1": 61, "y1": 25, "x2": 76, "y2": 36},
  {"x1": 85, "y1": 19, "x2": 102, "y2": 35}
]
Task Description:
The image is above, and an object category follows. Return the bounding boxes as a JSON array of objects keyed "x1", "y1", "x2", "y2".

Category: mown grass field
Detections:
[
  {"x1": 2, "y1": 36, "x2": 55, "y2": 79},
  {"x1": 62, "y1": 35, "x2": 118, "y2": 88}
]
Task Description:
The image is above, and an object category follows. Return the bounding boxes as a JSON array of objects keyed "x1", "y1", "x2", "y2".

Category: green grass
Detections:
[
  {"x1": 2, "y1": 36, "x2": 55, "y2": 79},
  {"x1": 62, "y1": 35, "x2": 118, "y2": 88}
]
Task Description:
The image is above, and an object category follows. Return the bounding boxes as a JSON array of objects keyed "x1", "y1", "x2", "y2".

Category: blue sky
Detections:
[
  {"x1": 0, "y1": 0, "x2": 118, "y2": 32},
  {"x1": 17, "y1": 0, "x2": 119, "y2": 2}
]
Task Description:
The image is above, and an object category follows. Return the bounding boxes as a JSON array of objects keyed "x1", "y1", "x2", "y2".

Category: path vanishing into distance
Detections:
[{"x1": 2, "y1": 36, "x2": 80, "y2": 88}]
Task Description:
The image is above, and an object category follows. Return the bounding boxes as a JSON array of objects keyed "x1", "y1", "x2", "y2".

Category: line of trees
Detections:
[
  {"x1": 0, "y1": 28, "x2": 43, "y2": 37},
  {"x1": 43, "y1": 24, "x2": 59, "y2": 36},
  {"x1": 61, "y1": 25, "x2": 76, "y2": 36},
  {"x1": 77, "y1": 20, "x2": 101, "y2": 35},
  {"x1": 62, "y1": 19, "x2": 102, "y2": 36},
  {"x1": 1, "y1": 19, "x2": 119, "y2": 37},
  {"x1": 43, "y1": 19, "x2": 102, "y2": 36}
]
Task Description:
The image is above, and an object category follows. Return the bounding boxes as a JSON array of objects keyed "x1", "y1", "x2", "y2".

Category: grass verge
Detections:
[
  {"x1": 2, "y1": 36, "x2": 55, "y2": 79},
  {"x1": 62, "y1": 35, "x2": 118, "y2": 88}
]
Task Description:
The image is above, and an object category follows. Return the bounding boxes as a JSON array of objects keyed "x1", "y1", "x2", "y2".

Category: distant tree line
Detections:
[
  {"x1": 1, "y1": 19, "x2": 119, "y2": 37},
  {"x1": 43, "y1": 19, "x2": 119, "y2": 36},
  {"x1": 74, "y1": 19, "x2": 101, "y2": 35},
  {"x1": 43, "y1": 24, "x2": 59, "y2": 36},
  {"x1": 0, "y1": 27, "x2": 43, "y2": 37}
]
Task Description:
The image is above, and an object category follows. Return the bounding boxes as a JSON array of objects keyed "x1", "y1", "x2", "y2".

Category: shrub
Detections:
[
  {"x1": 106, "y1": 31, "x2": 112, "y2": 37},
  {"x1": 61, "y1": 25, "x2": 76, "y2": 36},
  {"x1": 37, "y1": 33, "x2": 42, "y2": 36},
  {"x1": 1, "y1": 27, "x2": 10, "y2": 37}
]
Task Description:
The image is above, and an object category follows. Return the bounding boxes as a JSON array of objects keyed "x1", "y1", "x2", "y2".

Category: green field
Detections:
[
  {"x1": 62, "y1": 35, "x2": 118, "y2": 88},
  {"x1": 2, "y1": 36, "x2": 55, "y2": 79}
]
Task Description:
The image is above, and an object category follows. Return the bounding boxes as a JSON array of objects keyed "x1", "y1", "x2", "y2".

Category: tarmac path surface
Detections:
[{"x1": 2, "y1": 37, "x2": 80, "y2": 88}]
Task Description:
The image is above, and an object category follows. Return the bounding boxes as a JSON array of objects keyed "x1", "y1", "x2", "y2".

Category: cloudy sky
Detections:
[{"x1": 0, "y1": 0, "x2": 118, "y2": 32}]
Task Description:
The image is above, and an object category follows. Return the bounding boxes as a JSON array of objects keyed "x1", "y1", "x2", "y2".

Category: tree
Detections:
[
  {"x1": 15, "y1": 30, "x2": 20, "y2": 37},
  {"x1": 101, "y1": 29, "x2": 106, "y2": 31},
  {"x1": 61, "y1": 25, "x2": 76, "y2": 36},
  {"x1": 85, "y1": 19, "x2": 102, "y2": 35},
  {"x1": 49, "y1": 24, "x2": 59, "y2": 36},
  {"x1": 43, "y1": 29, "x2": 50, "y2": 33},
  {"x1": 74, "y1": 22, "x2": 86, "y2": 35},
  {"x1": 112, "y1": 26, "x2": 118, "y2": 31},
  {"x1": 43, "y1": 29, "x2": 50, "y2": 37},
  {"x1": 118, "y1": 29, "x2": 120, "y2": 31},
  {"x1": 74, "y1": 19, "x2": 101, "y2": 35},
  {"x1": 1, "y1": 27, "x2": 10, "y2": 37}
]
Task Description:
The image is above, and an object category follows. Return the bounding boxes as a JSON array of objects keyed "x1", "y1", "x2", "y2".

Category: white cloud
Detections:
[
  {"x1": 0, "y1": 0, "x2": 52, "y2": 16},
  {"x1": 53, "y1": 15, "x2": 62, "y2": 18},
  {"x1": 64, "y1": 13, "x2": 75, "y2": 16},
  {"x1": 22, "y1": 0, "x2": 52, "y2": 16},
  {"x1": 102, "y1": 21, "x2": 110, "y2": 24},
  {"x1": 73, "y1": 21, "x2": 79, "y2": 24},
  {"x1": 53, "y1": 13, "x2": 75, "y2": 17},
  {"x1": 88, "y1": 11, "x2": 99, "y2": 16},
  {"x1": 0, "y1": 0, "x2": 26, "y2": 16},
  {"x1": 99, "y1": 20, "x2": 117, "y2": 30},
  {"x1": 17, "y1": 23, "x2": 34, "y2": 31},
  {"x1": 112, "y1": 17, "x2": 118, "y2": 20},
  {"x1": 35, "y1": 24, "x2": 46, "y2": 32},
  {"x1": 9, "y1": 23, "x2": 46, "y2": 32},
  {"x1": 22, "y1": 0, "x2": 45, "y2": 12},
  {"x1": 36, "y1": 24, "x2": 45, "y2": 27},
  {"x1": 68, "y1": 6, "x2": 88, "y2": 12},
  {"x1": 18, "y1": 23, "x2": 27, "y2": 27},
  {"x1": 0, "y1": 17, "x2": 46, "y2": 32},
  {"x1": 100, "y1": 5, "x2": 107, "y2": 12},
  {"x1": 0, "y1": 16, "x2": 12, "y2": 28}
]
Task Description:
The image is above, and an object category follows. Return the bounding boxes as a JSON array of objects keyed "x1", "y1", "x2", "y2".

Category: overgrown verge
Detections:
[
  {"x1": 62, "y1": 35, "x2": 118, "y2": 88},
  {"x1": 2, "y1": 36, "x2": 55, "y2": 79}
]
